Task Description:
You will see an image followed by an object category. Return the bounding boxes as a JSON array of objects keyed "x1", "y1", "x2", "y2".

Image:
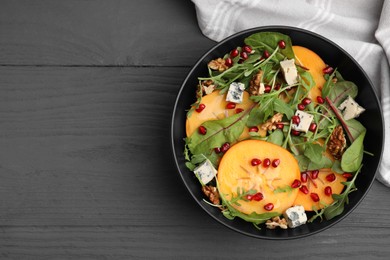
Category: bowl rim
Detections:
[{"x1": 170, "y1": 25, "x2": 385, "y2": 239}]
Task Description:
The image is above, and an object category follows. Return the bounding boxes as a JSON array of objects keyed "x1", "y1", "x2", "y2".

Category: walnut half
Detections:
[
  {"x1": 202, "y1": 185, "x2": 220, "y2": 205},
  {"x1": 328, "y1": 125, "x2": 346, "y2": 160},
  {"x1": 265, "y1": 216, "x2": 288, "y2": 229}
]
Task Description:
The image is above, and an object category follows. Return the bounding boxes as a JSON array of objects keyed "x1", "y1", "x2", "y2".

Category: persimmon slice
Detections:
[
  {"x1": 217, "y1": 140, "x2": 300, "y2": 215},
  {"x1": 186, "y1": 90, "x2": 265, "y2": 139},
  {"x1": 293, "y1": 46, "x2": 326, "y2": 102},
  {"x1": 294, "y1": 169, "x2": 347, "y2": 211}
]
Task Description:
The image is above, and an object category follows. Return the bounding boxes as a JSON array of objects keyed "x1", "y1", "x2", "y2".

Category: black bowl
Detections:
[{"x1": 171, "y1": 26, "x2": 384, "y2": 239}]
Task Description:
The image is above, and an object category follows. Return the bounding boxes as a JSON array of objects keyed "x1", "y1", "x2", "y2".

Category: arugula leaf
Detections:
[
  {"x1": 341, "y1": 131, "x2": 366, "y2": 172},
  {"x1": 244, "y1": 32, "x2": 295, "y2": 61},
  {"x1": 187, "y1": 111, "x2": 250, "y2": 156},
  {"x1": 273, "y1": 98, "x2": 294, "y2": 119},
  {"x1": 331, "y1": 160, "x2": 344, "y2": 174},
  {"x1": 273, "y1": 185, "x2": 293, "y2": 195},
  {"x1": 247, "y1": 97, "x2": 274, "y2": 126}
]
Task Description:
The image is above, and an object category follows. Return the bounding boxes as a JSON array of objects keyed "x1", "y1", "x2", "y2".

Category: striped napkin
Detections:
[{"x1": 192, "y1": 0, "x2": 390, "y2": 186}]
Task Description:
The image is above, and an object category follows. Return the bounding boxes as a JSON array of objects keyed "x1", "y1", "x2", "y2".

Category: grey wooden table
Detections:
[{"x1": 0, "y1": 0, "x2": 389, "y2": 259}]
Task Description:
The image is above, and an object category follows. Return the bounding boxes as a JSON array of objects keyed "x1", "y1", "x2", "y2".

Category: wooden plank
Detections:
[
  {"x1": 0, "y1": 0, "x2": 215, "y2": 66},
  {"x1": 0, "y1": 67, "x2": 389, "y2": 259}
]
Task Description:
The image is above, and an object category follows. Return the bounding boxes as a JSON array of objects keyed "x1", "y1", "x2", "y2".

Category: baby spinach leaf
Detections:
[
  {"x1": 244, "y1": 32, "x2": 295, "y2": 61},
  {"x1": 304, "y1": 143, "x2": 323, "y2": 164},
  {"x1": 331, "y1": 160, "x2": 344, "y2": 174},
  {"x1": 321, "y1": 69, "x2": 337, "y2": 98},
  {"x1": 187, "y1": 112, "x2": 249, "y2": 156},
  {"x1": 307, "y1": 156, "x2": 333, "y2": 171},
  {"x1": 267, "y1": 129, "x2": 284, "y2": 146},
  {"x1": 345, "y1": 119, "x2": 366, "y2": 141},
  {"x1": 341, "y1": 131, "x2": 365, "y2": 172}
]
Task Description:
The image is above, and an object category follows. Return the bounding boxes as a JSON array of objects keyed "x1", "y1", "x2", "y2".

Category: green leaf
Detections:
[
  {"x1": 344, "y1": 119, "x2": 366, "y2": 141},
  {"x1": 244, "y1": 32, "x2": 295, "y2": 61},
  {"x1": 187, "y1": 112, "x2": 249, "y2": 157},
  {"x1": 321, "y1": 69, "x2": 337, "y2": 98},
  {"x1": 267, "y1": 129, "x2": 284, "y2": 146},
  {"x1": 299, "y1": 70, "x2": 316, "y2": 92},
  {"x1": 341, "y1": 131, "x2": 366, "y2": 172},
  {"x1": 273, "y1": 98, "x2": 294, "y2": 119},
  {"x1": 247, "y1": 97, "x2": 274, "y2": 126},
  {"x1": 304, "y1": 143, "x2": 323, "y2": 164},
  {"x1": 295, "y1": 154, "x2": 311, "y2": 172},
  {"x1": 273, "y1": 185, "x2": 293, "y2": 195},
  {"x1": 307, "y1": 156, "x2": 333, "y2": 171},
  {"x1": 328, "y1": 80, "x2": 358, "y2": 107},
  {"x1": 331, "y1": 160, "x2": 344, "y2": 174}
]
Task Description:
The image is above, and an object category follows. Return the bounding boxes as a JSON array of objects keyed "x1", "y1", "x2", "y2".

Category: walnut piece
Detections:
[
  {"x1": 249, "y1": 70, "x2": 263, "y2": 96},
  {"x1": 208, "y1": 58, "x2": 228, "y2": 72},
  {"x1": 260, "y1": 113, "x2": 284, "y2": 131},
  {"x1": 328, "y1": 125, "x2": 346, "y2": 160},
  {"x1": 265, "y1": 216, "x2": 288, "y2": 229},
  {"x1": 201, "y1": 80, "x2": 215, "y2": 95},
  {"x1": 202, "y1": 185, "x2": 220, "y2": 205}
]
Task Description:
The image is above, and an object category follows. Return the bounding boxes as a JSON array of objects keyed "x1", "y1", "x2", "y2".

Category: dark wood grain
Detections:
[
  {"x1": 0, "y1": 66, "x2": 389, "y2": 258},
  {"x1": 0, "y1": 0, "x2": 214, "y2": 66},
  {"x1": 0, "y1": 0, "x2": 389, "y2": 259}
]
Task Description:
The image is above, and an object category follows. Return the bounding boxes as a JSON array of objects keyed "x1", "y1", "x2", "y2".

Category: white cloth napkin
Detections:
[{"x1": 192, "y1": 0, "x2": 390, "y2": 186}]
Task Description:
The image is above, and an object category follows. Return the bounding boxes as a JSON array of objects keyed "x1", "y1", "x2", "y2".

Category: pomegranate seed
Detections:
[
  {"x1": 252, "y1": 192, "x2": 264, "y2": 201},
  {"x1": 309, "y1": 123, "x2": 317, "y2": 132},
  {"x1": 310, "y1": 193, "x2": 320, "y2": 202},
  {"x1": 323, "y1": 66, "x2": 334, "y2": 74},
  {"x1": 246, "y1": 194, "x2": 253, "y2": 201},
  {"x1": 299, "y1": 185, "x2": 309, "y2": 194},
  {"x1": 251, "y1": 158, "x2": 262, "y2": 166},
  {"x1": 230, "y1": 48, "x2": 239, "y2": 58},
  {"x1": 291, "y1": 130, "x2": 301, "y2": 136},
  {"x1": 243, "y1": 45, "x2": 252, "y2": 53},
  {"x1": 195, "y1": 103, "x2": 206, "y2": 113},
  {"x1": 198, "y1": 126, "x2": 207, "y2": 135},
  {"x1": 291, "y1": 179, "x2": 301, "y2": 188},
  {"x1": 220, "y1": 142, "x2": 230, "y2": 153},
  {"x1": 297, "y1": 103, "x2": 305, "y2": 110},
  {"x1": 342, "y1": 173, "x2": 353, "y2": 179},
  {"x1": 263, "y1": 158, "x2": 271, "y2": 168},
  {"x1": 235, "y1": 108, "x2": 244, "y2": 114},
  {"x1": 302, "y1": 98, "x2": 312, "y2": 106},
  {"x1": 214, "y1": 147, "x2": 221, "y2": 154},
  {"x1": 240, "y1": 51, "x2": 248, "y2": 60},
  {"x1": 278, "y1": 40, "x2": 286, "y2": 49},
  {"x1": 292, "y1": 115, "x2": 300, "y2": 125},
  {"x1": 264, "y1": 85, "x2": 272, "y2": 93},
  {"x1": 326, "y1": 173, "x2": 336, "y2": 182},
  {"x1": 301, "y1": 172, "x2": 308, "y2": 183},
  {"x1": 248, "y1": 126, "x2": 259, "y2": 132},
  {"x1": 274, "y1": 83, "x2": 281, "y2": 90},
  {"x1": 316, "y1": 96, "x2": 325, "y2": 104},
  {"x1": 276, "y1": 123, "x2": 284, "y2": 129},
  {"x1": 264, "y1": 203, "x2": 274, "y2": 211},
  {"x1": 263, "y1": 50, "x2": 270, "y2": 59},
  {"x1": 225, "y1": 58, "x2": 233, "y2": 67},
  {"x1": 324, "y1": 186, "x2": 332, "y2": 196},
  {"x1": 272, "y1": 159, "x2": 280, "y2": 168},
  {"x1": 311, "y1": 170, "x2": 319, "y2": 179},
  {"x1": 226, "y1": 102, "x2": 236, "y2": 109}
]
